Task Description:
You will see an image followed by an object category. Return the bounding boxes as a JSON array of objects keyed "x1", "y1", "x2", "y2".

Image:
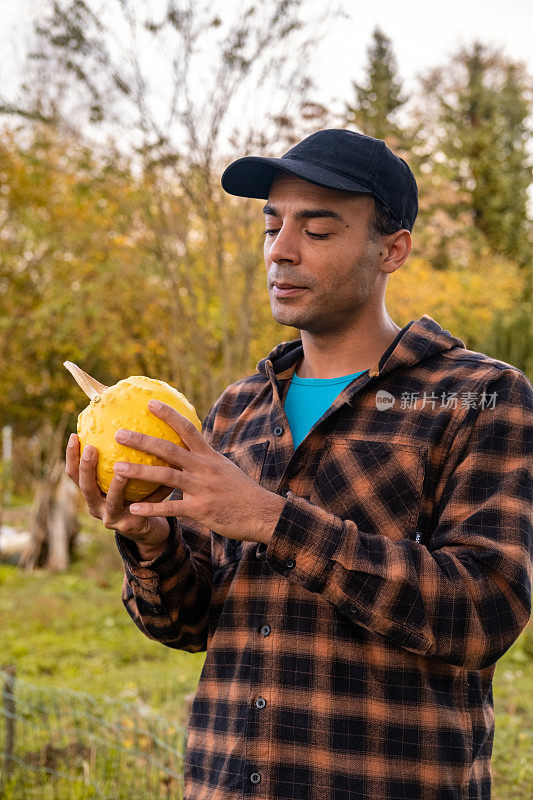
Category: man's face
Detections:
[{"x1": 263, "y1": 172, "x2": 385, "y2": 335}]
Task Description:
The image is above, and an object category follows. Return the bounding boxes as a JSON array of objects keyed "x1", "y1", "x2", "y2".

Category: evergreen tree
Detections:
[
  {"x1": 422, "y1": 40, "x2": 533, "y2": 376},
  {"x1": 435, "y1": 41, "x2": 532, "y2": 268},
  {"x1": 343, "y1": 26, "x2": 410, "y2": 144}
]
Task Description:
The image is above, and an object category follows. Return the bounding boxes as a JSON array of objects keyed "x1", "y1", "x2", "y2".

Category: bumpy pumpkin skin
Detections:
[{"x1": 77, "y1": 376, "x2": 201, "y2": 502}]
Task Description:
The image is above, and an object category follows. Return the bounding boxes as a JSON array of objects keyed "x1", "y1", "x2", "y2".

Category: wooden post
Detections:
[
  {"x1": 1, "y1": 664, "x2": 16, "y2": 786},
  {"x1": 0, "y1": 424, "x2": 13, "y2": 540},
  {"x1": 1, "y1": 426, "x2": 13, "y2": 507}
]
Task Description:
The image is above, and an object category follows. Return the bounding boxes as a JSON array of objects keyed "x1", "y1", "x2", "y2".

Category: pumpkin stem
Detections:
[{"x1": 63, "y1": 361, "x2": 109, "y2": 401}]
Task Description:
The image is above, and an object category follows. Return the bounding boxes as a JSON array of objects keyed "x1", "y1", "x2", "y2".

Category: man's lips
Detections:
[{"x1": 271, "y1": 282, "x2": 307, "y2": 297}]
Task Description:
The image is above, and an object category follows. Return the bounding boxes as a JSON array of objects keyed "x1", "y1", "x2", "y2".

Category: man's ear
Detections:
[{"x1": 380, "y1": 230, "x2": 412, "y2": 274}]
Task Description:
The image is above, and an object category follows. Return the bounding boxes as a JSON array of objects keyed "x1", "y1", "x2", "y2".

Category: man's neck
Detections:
[{"x1": 295, "y1": 316, "x2": 401, "y2": 379}]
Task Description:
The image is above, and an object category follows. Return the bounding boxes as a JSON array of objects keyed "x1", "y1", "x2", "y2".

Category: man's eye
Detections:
[
  {"x1": 261, "y1": 230, "x2": 330, "y2": 239},
  {"x1": 306, "y1": 231, "x2": 330, "y2": 239}
]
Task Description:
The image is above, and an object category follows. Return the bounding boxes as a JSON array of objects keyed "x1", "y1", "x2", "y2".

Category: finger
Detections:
[
  {"x1": 65, "y1": 433, "x2": 80, "y2": 485},
  {"x1": 104, "y1": 473, "x2": 129, "y2": 524},
  {"x1": 113, "y1": 461, "x2": 191, "y2": 492},
  {"x1": 78, "y1": 445, "x2": 106, "y2": 517},
  {"x1": 114, "y1": 427, "x2": 195, "y2": 469},
  {"x1": 103, "y1": 481, "x2": 173, "y2": 529},
  {"x1": 129, "y1": 498, "x2": 186, "y2": 518},
  {"x1": 147, "y1": 400, "x2": 211, "y2": 455}
]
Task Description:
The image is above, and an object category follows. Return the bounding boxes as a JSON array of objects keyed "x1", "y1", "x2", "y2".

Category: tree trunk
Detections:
[
  {"x1": 18, "y1": 459, "x2": 60, "y2": 570},
  {"x1": 19, "y1": 412, "x2": 79, "y2": 572},
  {"x1": 47, "y1": 468, "x2": 79, "y2": 571}
]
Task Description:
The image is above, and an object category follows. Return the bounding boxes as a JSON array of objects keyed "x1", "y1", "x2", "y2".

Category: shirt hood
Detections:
[{"x1": 256, "y1": 314, "x2": 467, "y2": 380}]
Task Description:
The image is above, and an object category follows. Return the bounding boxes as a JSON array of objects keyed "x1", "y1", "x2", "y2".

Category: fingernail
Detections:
[
  {"x1": 68, "y1": 433, "x2": 77, "y2": 448},
  {"x1": 82, "y1": 446, "x2": 93, "y2": 460},
  {"x1": 116, "y1": 429, "x2": 131, "y2": 442},
  {"x1": 149, "y1": 400, "x2": 162, "y2": 412},
  {"x1": 129, "y1": 504, "x2": 141, "y2": 513},
  {"x1": 115, "y1": 475, "x2": 127, "y2": 483}
]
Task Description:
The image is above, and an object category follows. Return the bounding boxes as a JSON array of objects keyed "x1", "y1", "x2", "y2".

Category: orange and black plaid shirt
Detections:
[{"x1": 116, "y1": 314, "x2": 533, "y2": 800}]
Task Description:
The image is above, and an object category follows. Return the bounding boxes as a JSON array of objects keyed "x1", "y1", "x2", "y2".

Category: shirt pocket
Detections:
[
  {"x1": 211, "y1": 440, "x2": 270, "y2": 569},
  {"x1": 311, "y1": 437, "x2": 427, "y2": 542}
]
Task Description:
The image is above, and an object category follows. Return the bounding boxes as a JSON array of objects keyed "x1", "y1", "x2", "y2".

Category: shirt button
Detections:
[
  {"x1": 260, "y1": 624, "x2": 271, "y2": 637},
  {"x1": 284, "y1": 557, "x2": 295, "y2": 569},
  {"x1": 273, "y1": 425, "x2": 284, "y2": 436},
  {"x1": 250, "y1": 772, "x2": 262, "y2": 784},
  {"x1": 255, "y1": 696, "x2": 266, "y2": 709},
  {"x1": 279, "y1": 485, "x2": 290, "y2": 497},
  {"x1": 349, "y1": 606, "x2": 358, "y2": 614}
]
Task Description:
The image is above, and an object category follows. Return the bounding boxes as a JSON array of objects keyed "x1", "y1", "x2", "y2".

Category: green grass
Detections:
[
  {"x1": 0, "y1": 515, "x2": 206, "y2": 710},
  {"x1": 491, "y1": 625, "x2": 533, "y2": 800},
  {"x1": 0, "y1": 509, "x2": 532, "y2": 798}
]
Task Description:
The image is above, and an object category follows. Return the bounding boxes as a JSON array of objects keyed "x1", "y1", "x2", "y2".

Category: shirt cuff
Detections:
[
  {"x1": 114, "y1": 516, "x2": 182, "y2": 582},
  {"x1": 265, "y1": 492, "x2": 348, "y2": 592}
]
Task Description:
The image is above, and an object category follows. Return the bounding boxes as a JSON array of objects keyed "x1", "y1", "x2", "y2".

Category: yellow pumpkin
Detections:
[{"x1": 64, "y1": 362, "x2": 201, "y2": 502}]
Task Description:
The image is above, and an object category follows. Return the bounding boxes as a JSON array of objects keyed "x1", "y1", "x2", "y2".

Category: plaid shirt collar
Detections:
[{"x1": 256, "y1": 313, "x2": 467, "y2": 404}]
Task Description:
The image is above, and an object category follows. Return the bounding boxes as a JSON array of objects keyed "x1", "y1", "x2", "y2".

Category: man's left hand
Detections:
[{"x1": 112, "y1": 400, "x2": 286, "y2": 545}]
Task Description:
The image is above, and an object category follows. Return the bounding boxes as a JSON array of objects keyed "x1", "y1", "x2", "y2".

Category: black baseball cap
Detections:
[{"x1": 221, "y1": 128, "x2": 418, "y2": 233}]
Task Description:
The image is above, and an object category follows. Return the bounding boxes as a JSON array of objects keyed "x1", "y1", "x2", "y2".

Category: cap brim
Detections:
[{"x1": 220, "y1": 156, "x2": 374, "y2": 199}]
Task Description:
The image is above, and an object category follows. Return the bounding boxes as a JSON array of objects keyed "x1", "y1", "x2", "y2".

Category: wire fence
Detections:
[{"x1": 0, "y1": 666, "x2": 192, "y2": 800}]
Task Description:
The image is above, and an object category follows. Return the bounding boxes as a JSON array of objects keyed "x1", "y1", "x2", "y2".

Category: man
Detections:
[{"x1": 66, "y1": 129, "x2": 533, "y2": 800}]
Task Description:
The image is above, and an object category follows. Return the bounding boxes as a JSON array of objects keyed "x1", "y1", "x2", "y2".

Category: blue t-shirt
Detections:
[{"x1": 284, "y1": 369, "x2": 367, "y2": 450}]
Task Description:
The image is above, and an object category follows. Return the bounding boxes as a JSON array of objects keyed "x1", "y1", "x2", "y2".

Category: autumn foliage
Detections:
[{"x1": 0, "y1": 14, "x2": 531, "y2": 494}]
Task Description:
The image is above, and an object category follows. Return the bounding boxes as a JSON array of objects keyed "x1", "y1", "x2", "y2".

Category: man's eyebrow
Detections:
[{"x1": 262, "y1": 203, "x2": 345, "y2": 223}]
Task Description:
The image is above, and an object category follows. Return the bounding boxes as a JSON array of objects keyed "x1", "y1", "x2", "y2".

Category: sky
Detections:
[
  {"x1": 3, "y1": 0, "x2": 532, "y2": 107},
  {"x1": 1, "y1": 0, "x2": 532, "y2": 198},
  {"x1": 309, "y1": 0, "x2": 533, "y2": 102}
]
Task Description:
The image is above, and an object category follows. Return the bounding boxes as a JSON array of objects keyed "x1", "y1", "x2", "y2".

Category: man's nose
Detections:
[{"x1": 266, "y1": 225, "x2": 300, "y2": 263}]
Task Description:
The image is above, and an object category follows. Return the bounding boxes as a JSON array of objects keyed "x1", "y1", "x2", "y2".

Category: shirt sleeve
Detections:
[
  {"x1": 114, "y1": 400, "x2": 220, "y2": 653},
  {"x1": 265, "y1": 367, "x2": 533, "y2": 671}
]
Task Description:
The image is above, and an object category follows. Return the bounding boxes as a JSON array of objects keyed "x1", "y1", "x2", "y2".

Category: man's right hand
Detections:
[{"x1": 65, "y1": 432, "x2": 173, "y2": 560}]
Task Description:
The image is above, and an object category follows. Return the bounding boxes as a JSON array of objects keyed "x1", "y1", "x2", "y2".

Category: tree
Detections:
[
  {"x1": 1, "y1": 0, "x2": 341, "y2": 406},
  {"x1": 0, "y1": 126, "x2": 170, "y2": 440},
  {"x1": 387, "y1": 254, "x2": 526, "y2": 356},
  {"x1": 343, "y1": 26, "x2": 413, "y2": 147},
  {"x1": 413, "y1": 41, "x2": 533, "y2": 376},
  {"x1": 418, "y1": 41, "x2": 532, "y2": 268}
]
